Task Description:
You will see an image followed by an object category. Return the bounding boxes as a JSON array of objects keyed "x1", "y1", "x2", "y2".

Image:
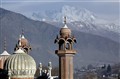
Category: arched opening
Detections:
[
  {"x1": 59, "y1": 39, "x2": 65, "y2": 50},
  {"x1": 66, "y1": 39, "x2": 73, "y2": 50}
]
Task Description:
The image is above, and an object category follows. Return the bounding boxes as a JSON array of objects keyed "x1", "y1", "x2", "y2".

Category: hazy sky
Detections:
[{"x1": 0, "y1": 0, "x2": 119, "y2": 22}]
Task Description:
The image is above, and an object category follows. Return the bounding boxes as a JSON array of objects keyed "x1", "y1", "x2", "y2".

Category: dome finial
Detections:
[
  {"x1": 22, "y1": 28, "x2": 24, "y2": 35},
  {"x1": 1, "y1": 37, "x2": 10, "y2": 56},
  {"x1": 18, "y1": 35, "x2": 22, "y2": 46},
  {"x1": 64, "y1": 16, "x2": 67, "y2": 24},
  {"x1": 21, "y1": 28, "x2": 25, "y2": 39},
  {"x1": 62, "y1": 16, "x2": 68, "y2": 28},
  {"x1": 4, "y1": 37, "x2": 7, "y2": 51}
]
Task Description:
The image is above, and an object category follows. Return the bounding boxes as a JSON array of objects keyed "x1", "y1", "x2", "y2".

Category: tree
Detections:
[{"x1": 106, "y1": 64, "x2": 112, "y2": 76}]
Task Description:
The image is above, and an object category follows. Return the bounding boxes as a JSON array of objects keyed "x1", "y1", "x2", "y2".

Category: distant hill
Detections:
[{"x1": 0, "y1": 8, "x2": 119, "y2": 68}]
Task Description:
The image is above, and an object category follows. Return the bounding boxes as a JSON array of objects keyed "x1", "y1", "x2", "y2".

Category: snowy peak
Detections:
[
  {"x1": 31, "y1": 5, "x2": 96, "y2": 23},
  {"x1": 61, "y1": 5, "x2": 96, "y2": 23},
  {"x1": 31, "y1": 5, "x2": 120, "y2": 37}
]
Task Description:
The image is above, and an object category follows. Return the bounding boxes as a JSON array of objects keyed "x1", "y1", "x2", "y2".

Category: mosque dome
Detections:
[
  {"x1": 4, "y1": 49, "x2": 36, "y2": 78},
  {"x1": 0, "y1": 50, "x2": 10, "y2": 69}
]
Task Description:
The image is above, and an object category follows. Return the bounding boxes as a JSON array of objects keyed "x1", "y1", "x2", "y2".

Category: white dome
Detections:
[{"x1": 0, "y1": 51, "x2": 10, "y2": 69}]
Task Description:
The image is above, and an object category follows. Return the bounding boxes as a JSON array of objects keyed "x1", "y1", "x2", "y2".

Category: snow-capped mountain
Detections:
[
  {"x1": 69, "y1": 21, "x2": 120, "y2": 42},
  {"x1": 32, "y1": 5, "x2": 96, "y2": 23},
  {"x1": 31, "y1": 5, "x2": 120, "y2": 42}
]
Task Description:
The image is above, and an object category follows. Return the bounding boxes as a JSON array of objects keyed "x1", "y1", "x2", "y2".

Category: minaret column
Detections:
[
  {"x1": 55, "y1": 17, "x2": 77, "y2": 79},
  {"x1": 56, "y1": 50, "x2": 76, "y2": 79}
]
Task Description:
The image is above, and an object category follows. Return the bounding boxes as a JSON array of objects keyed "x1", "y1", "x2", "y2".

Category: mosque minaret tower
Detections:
[{"x1": 54, "y1": 16, "x2": 77, "y2": 79}]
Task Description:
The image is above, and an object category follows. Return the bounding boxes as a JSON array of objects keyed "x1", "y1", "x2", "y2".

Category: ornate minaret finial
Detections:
[
  {"x1": 64, "y1": 16, "x2": 67, "y2": 24},
  {"x1": 22, "y1": 28, "x2": 24, "y2": 36},
  {"x1": 4, "y1": 37, "x2": 7, "y2": 51},
  {"x1": 18, "y1": 35, "x2": 22, "y2": 47}
]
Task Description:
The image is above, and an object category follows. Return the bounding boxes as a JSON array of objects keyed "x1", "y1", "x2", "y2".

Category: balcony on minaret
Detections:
[{"x1": 55, "y1": 50, "x2": 76, "y2": 55}]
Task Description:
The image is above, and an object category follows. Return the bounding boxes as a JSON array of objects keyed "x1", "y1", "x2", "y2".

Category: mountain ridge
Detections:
[{"x1": 30, "y1": 5, "x2": 120, "y2": 43}]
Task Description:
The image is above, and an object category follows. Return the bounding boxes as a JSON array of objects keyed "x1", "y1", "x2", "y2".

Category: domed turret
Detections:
[
  {"x1": 60, "y1": 16, "x2": 71, "y2": 38},
  {"x1": 55, "y1": 16, "x2": 76, "y2": 50},
  {"x1": 0, "y1": 38, "x2": 10, "y2": 69},
  {"x1": 19, "y1": 35, "x2": 29, "y2": 47},
  {"x1": 4, "y1": 48, "x2": 36, "y2": 79},
  {"x1": 14, "y1": 30, "x2": 31, "y2": 54},
  {"x1": 0, "y1": 51, "x2": 10, "y2": 69}
]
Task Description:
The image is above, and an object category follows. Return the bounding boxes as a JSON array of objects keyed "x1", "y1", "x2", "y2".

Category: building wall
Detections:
[{"x1": 0, "y1": 59, "x2": 2, "y2": 69}]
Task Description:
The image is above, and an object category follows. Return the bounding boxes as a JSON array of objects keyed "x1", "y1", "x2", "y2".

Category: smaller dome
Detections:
[
  {"x1": 60, "y1": 24, "x2": 71, "y2": 38},
  {"x1": 15, "y1": 34, "x2": 31, "y2": 53},
  {"x1": 19, "y1": 35, "x2": 28, "y2": 47},
  {"x1": 0, "y1": 50, "x2": 10, "y2": 69},
  {"x1": 0, "y1": 50, "x2": 10, "y2": 56}
]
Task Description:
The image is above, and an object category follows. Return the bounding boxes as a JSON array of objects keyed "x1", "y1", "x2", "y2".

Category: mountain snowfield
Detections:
[
  {"x1": 31, "y1": 5, "x2": 120, "y2": 33},
  {"x1": 31, "y1": 5, "x2": 96, "y2": 23},
  {"x1": 31, "y1": 5, "x2": 120, "y2": 43}
]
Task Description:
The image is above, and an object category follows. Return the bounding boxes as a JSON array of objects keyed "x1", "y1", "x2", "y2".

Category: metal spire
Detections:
[
  {"x1": 64, "y1": 16, "x2": 67, "y2": 24},
  {"x1": 4, "y1": 37, "x2": 7, "y2": 51},
  {"x1": 21, "y1": 28, "x2": 25, "y2": 39},
  {"x1": 22, "y1": 28, "x2": 24, "y2": 36},
  {"x1": 62, "y1": 16, "x2": 68, "y2": 28}
]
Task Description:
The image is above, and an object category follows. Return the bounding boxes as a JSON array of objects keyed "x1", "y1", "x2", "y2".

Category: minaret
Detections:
[
  {"x1": 54, "y1": 16, "x2": 77, "y2": 79},
  {"x1": 48, "y1": 62, "x2": 52, "y2": 77},
  {"x1": 39, "y1": 63, "x2": 42, "y2": 76},
  {"x1": 14, "y1": 29, "x2": 31, "y2": 54}
]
